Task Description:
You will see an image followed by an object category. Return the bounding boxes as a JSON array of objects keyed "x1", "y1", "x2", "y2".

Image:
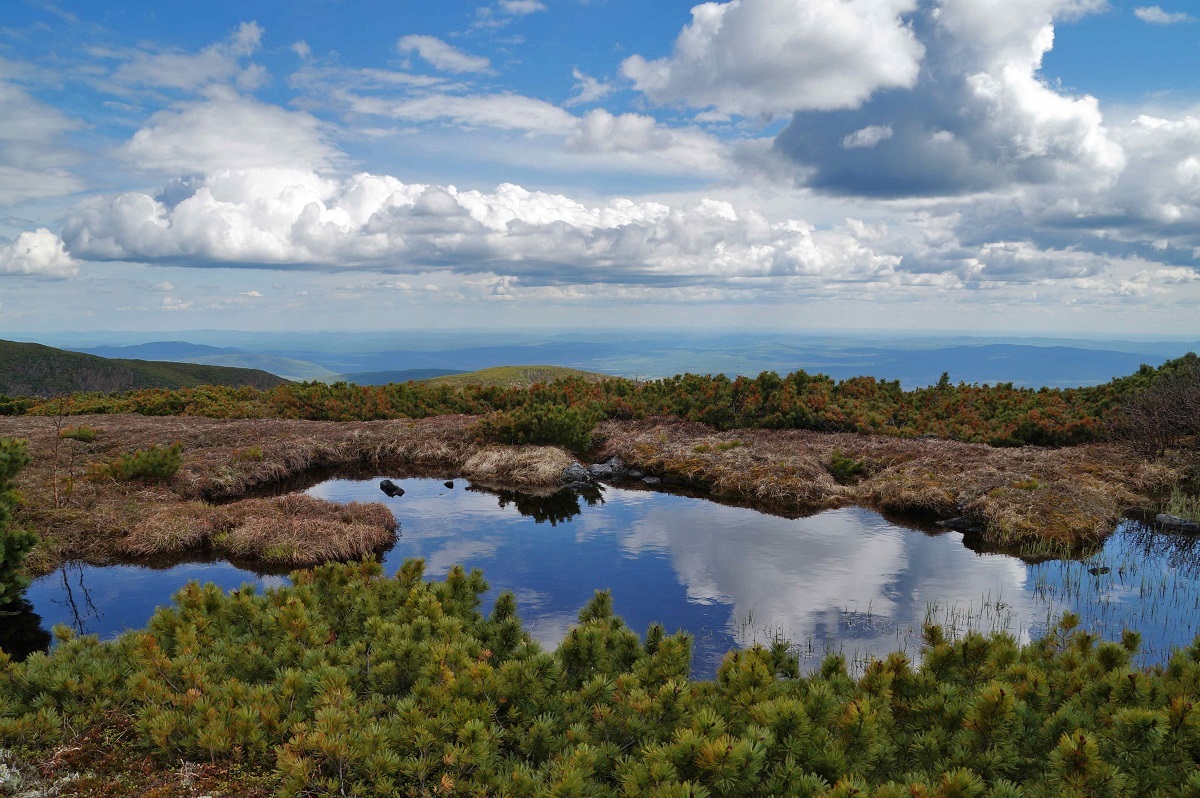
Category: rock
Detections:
[
  {"x1": 562, "y1": 463, "x2": 591, "y2": 485},
  {"x1": 1087, "y1": 566, "x2": 1111, "y2": 576},
  {"x1": 588, "y1": 462, "x2": 614, "y2": 479},
  {"x1": 444, "y1": 481, "x2": 454, "y2": 489},
  {"x1": 628, "y1": 469, "x2": 644, "y2": 479},
  {"x1": 379, "y1": 479, "x2": 405, "y2": 498},
  {"x1": 936, "y1": 516, "x2": 983, "y2": 533},
  {"x1": 642, "y1": 476, "x2": 661, "y2": 485},
  {"x1": 1157, "y1": 513, "x2": 1200, "y2": 533}
]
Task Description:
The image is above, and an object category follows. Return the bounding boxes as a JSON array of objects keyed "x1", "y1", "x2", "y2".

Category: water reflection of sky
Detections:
[{"x1": 13, "y1": 478, "x2": 1200, "y2": 678}]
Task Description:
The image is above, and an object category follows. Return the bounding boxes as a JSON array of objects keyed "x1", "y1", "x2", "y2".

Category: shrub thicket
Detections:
[
  {"x1": 476, "y1": 402, "x2": 602, "y2": 454},
  {"x1": 9, "y1": 354, "x2": 1199, "y2": 450},
  {"x1": 0, "y1": 439, "x2": 35, "y2": 608},
  {"x1": 92, "y1": 442, "x2": 183, "y2": 482},
  {"x1": 3, "y1": 560, "x2": 1200, "y2": 796}
]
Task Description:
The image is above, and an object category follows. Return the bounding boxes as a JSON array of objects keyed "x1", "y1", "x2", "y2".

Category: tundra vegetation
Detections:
[
  {"x1": 0, "y1": 359, "x2": 1198, "y2": 794},
  {"x1": 3, "y1": 559, "x2": 1200, "y2": 796}
]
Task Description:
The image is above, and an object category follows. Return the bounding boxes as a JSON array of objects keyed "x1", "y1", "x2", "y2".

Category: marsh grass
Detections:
[
  {"x1": 1163, "y1": 484, "x2": 1200, "y2": 521},
  {"x1": 598, "y1": 418, "x2": 1177, "y2": 545}
]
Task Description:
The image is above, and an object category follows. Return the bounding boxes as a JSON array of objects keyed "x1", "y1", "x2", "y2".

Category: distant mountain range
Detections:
[
  {"x1": 8, "y1": 331, "x2": 1198, "y2": 390},
  {"x1": 0, "y1": 339, "x2": 287, "y2": 397},
  {"x1": 74, "y1": 342, "x2": 340, "y2": 382}
]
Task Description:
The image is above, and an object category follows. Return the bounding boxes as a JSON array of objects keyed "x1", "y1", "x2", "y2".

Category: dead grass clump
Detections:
[
  {"x1": 463, "y1": 445, "x2": 575, "y2": 488},
  {"x1": 121, "y1": 503, "x2": 216, "y2": 557},
  {"x1": 212, "y1": 494, "x2": 397, "y2": 566}
]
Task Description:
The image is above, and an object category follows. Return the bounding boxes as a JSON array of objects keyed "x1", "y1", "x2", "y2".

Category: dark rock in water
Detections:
[
  {"x1": 589, "y1": 457, "x2": 629, "y2": 482},
  {"x1": 444, "y1": 481, "x2": 454, "y2": 489},
  {"x1": 628, "y1": 469, "x2": 644, "y2": 479},
  {"x1": 562, "y1": 463, "x2": 591, "y2": 485},
  {"x1": 1088, "y1": 566, "x2": 1111, "y2": 576},
  {"x1": 937, "y1": 516, "x2": 983, "y2": 533},
  {"x1": 643, "y1": 476, "x2": 661, "y2": 485},
  {"x1": 379, "y1": 479, "x2": 405, "y2": 498},
  {"x1": 1156, "y1": 513, "x2": 1200, "y2": 533}
]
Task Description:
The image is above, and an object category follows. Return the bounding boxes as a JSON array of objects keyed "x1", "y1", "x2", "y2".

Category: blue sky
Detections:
[{"x1": 1, "y1": 0, "x2": 1199, "y2": 334}]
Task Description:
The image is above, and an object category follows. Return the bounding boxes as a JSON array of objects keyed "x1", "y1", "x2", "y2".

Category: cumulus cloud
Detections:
[
  {"x1": 621, "y1": 0, "x2": 925, "y2": 117},
  {"x1": 60, "y1": 168, "x2": 910, "y2": 287},
  {"x1": 111, "y1": 21, "x2": 266, "y2": 91},
  {"x1": 0, "y1": 229, "x2": 78, "y2": 277},
  {"x1": 397, "y1": 35, "x2": 492, "y2": 74},
  {"x1": 772, "y1": 0, "x2": 1123, "y2": 197},
  {"x1": 1133, "y1": 5, "x2": 1195, "y2": 24}
]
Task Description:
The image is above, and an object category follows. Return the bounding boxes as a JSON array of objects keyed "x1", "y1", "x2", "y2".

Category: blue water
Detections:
[{"x1": 11, "y1": 478, "x2": 1200, "y2": 677}]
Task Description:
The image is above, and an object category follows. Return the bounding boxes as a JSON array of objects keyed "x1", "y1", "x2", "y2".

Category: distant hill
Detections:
[
  {"x1": 0, "y1": 339, "x2": 287, "y2": 397},
  {"x1": 420, "y1": 365, "x2": 615, "y2": 389},
  {"x1": 75, "y1": 342, "x2": 338, "y2": 382},
  {"x1": 340, "y1": 369, "x2": 467, "y2": 386}
]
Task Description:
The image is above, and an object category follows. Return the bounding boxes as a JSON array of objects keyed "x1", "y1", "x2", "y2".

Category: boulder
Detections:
[
  {"x1": 642, "y1": 476, "x2": 661, "y2": 486},
  {"x1": 1157, "y1": 513, "x2": 1200, "y2": 533},
  {"x1": 628, "y1": 469, "x2": 644, "y2": 479},
  {"x1": 379, "y1": 479, "x2": 405, "y2": 498},
  {"x1": 444, "y1": 481, "x2": 455, "y2": 489},
  {"x1": 562, "y1": 463, "x2": 591, "y2": 485}
]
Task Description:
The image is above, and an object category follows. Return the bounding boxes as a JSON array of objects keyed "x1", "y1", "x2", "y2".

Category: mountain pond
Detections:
[{"x1": 8, "y1": 476, "x2": 1200, "y2": 678}]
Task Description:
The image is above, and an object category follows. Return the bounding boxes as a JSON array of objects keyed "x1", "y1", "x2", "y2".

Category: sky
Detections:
[{"x1": 1, "y1": 0, "x2": 1199, "y2": 335}]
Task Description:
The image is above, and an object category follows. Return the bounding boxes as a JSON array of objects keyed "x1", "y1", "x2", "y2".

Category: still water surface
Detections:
[{"x1": 11, "y1": 477, "x2": 1200, "y2": 677}]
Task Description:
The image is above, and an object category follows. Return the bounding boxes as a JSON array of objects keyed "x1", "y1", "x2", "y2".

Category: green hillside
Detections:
[
  {"x1": 0, "y1": 339, "x2": 288, "y2": 397},
  {"x1": 340, "y1": 368, "x2": 467, "y2": 385},
  {"x1": 419, "y1": 365, "x2": 615, "y2": 389}
]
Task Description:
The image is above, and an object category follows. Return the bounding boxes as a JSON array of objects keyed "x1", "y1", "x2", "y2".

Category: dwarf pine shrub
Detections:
[
  {"x1": 93, "y1": 442, "x2": 182, "y2": 482},
  {"x1": 477, "y1": 402, "x2": 601, "y2": 454},
  {"x1": 3, "y1": 559, "x2": 1200, "y2": 796},
  {"x1": 0, "y1": 439, "x2": 36, "y2": 609},
  {"x1": 828, "y1": 449, "x2": 865, "y2": 484}
]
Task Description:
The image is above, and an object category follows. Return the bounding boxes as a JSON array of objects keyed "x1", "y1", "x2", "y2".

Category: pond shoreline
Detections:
[{"x1": 0, "y1": 412, "x2": 1181, "y2": 575}]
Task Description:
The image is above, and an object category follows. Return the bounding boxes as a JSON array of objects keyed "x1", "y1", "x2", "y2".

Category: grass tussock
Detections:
[
  {"x1": 462, "y1": 445, "x2": 575, "y2": 488},
  {"x1": 598, "y1": 418, "x2": 1179, "y2": 545},
  {"x1": 118, "y1": 495, "x2": 397, "y2": 566}
]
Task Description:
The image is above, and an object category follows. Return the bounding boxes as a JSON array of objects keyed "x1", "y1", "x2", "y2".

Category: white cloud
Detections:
[
  {"x1": 621, "y1": 0, "x2": 925, "y2": 117},
  {"x1": 397, "y1": 35, "x2": 492, "y2": 74},
  {"x1": 362, "y1": 92, "x2": 575, "y2": 133},
  {"x1": 0, "y1": 78, "x2": 84, "y2": 206},
  {"x1": 773, "y1": 0, "x2": 1123, "y2": 196},
  {"x1": 842, "y1": 124, "x2": 894, "y2": 149},
  {"x1": 111, "y1": 21, "x2": 266, "y2": 91},
  {"x1": 498, "y1": 0, "x2": 546, "y2": 13},
  {"x1": 60, "y1": 168, "x2": 910, "y2": 287},
  {"x1": 1133, "y1": 5, "x2": 1195, "y2": 24},
  {"x1": 564, "y1": 68, "x2": 614, "y2": 107},
  {"x1": 0, "y1": 229, "x2": 78, "y2": 277},
  {"x1": 120, "y1": 89, "x2": 343, "y2": 175},
  {"x1": 566, "y1": 109, "x2": 674, "y2": 153}
]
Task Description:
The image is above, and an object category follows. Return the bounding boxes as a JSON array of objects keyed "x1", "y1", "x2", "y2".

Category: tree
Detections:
[
  {"x1": 1109, "y1": 353, "x2": 1200, "y2": 456},
  {"x1": 0, "y1": 438, "x2": 36, "y2": 609}
]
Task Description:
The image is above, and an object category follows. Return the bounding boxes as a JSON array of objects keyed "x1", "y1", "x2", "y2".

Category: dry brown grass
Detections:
[
  {"x1": 463, "y1": 445, "x2": 575, "y2": 488},
  {"x1": 596, "y1": 418, "x2": 1179, "y2": 546},
  {"x1": 0, "y1": 413, "x2": 569, "y2": 573},
  {"x1": 0, "y1": 412, "x2": 1181, "y2": 575}
]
